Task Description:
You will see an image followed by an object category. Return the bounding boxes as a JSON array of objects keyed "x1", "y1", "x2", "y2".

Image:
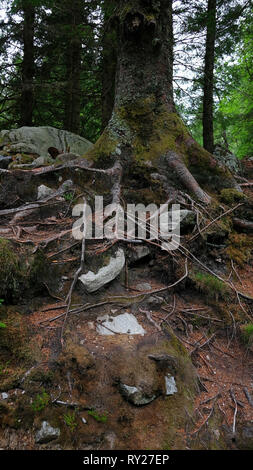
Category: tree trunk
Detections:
[
  {"x1": 101, "y1": 0, "x2": 118, "y2": 130},
  {"x1": 85, "y1": 0, "x2": 236, "y2": 204},
  {"x1": 203, "y1": 0, "x2": 217, "y2": 154},
  {"x1": 63, "y1": 0, "x2": 82, "y2": 135},
  {"x1": 20, "y1": 1, "x2": 35, "y2": 127}
]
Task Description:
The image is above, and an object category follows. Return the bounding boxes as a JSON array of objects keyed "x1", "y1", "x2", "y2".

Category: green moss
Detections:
[
  {"x1": 240, "y1": 323, "x2": 253, "y2": 346},
  {"x1": 31, "y1": 391, "x2": 50, "y2": 413},
  {"x1": 220, "y1": 188, "x2": 247, "y2": 204},
  {"x1": 117, "y1": 99, "x2": 189, "y2": 164},
  {"x1": 83, "y1": 130, "x2": 118, "y2": 165},
  {"x1": 193, "y1": 272, "x2": 229, "y2": 301},
  {"x1": 88, "y1": 409, "x2": 108, "y2": 423},
  {"x1": 64, "y1": 411, "x2": 78, "y2": 432},
  {"x1": 226, "y1": 233, "x2": 252, "y2": 266},
  {"x1": 0, "y1": 238, "x2": 25, "y2": 302}
]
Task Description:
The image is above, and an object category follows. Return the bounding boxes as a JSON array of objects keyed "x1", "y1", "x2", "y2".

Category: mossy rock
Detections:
[
  {"x1": 0, "y1": 239, "x2": 27, "y2": 302},
  {"x1": 220, "y1": 188, "x2": 247, "y2": 205},
  {"x1": 226, "y1": 233, "x2": 252, "y2": 266}
]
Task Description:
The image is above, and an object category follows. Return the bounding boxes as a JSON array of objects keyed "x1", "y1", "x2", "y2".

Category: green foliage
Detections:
[
  {"x1": 0, "y1": 322, "x2": 7, "y2": 329},
  {"x1": 0, "y1": 361, "x2": 10, "y2": 376},
  {"x1": 240, "y1": 324, "x2": 253, "y2": 346},
  {"x1": 194, "y1": 272, "x2": 229, "y2": 301},
  {"x1": 63, "y1": 192, "x2": 75, "y2": 202},
  {"x1": 31, "y1": 391, "x2": 50, "y2": 412},
  {"x1": 63, "y1": 411, "x2": 78, "y2": 432},
  {"x1": 220, "y1": 188, "x2": 247, "y2": 204},
  {"x1": 87, "y1": 409, "x2": 108, "y2": 423}
]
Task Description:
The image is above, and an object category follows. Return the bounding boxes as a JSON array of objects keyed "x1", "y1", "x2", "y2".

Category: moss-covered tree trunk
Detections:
[{"x1": 86, "y1": 0, "x2": 237, "y2": 204}]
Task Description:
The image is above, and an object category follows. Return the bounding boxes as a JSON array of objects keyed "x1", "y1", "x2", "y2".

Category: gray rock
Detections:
[
  {"x1": 37, "y1": 184, "x2": 55, "y2": 200},
  {"x1": 79, "y1": 248, "x2": 125, "y2": 292},
  {"x1": 145, "y1": 295, "x2": 163, "y2": 309},
  {"x1": 165, "y1": 375, "x2": 177, "y2": 396},
  {"x1": 119, "y1": 383, "x2": 157, "y2": 406},
  {"x1": 0, "y1": 126, "x2": 93, "y2": 159},
  {"x1": 160, "y1": 209, "x2": 195, "y2": 235},
  {"x1": 59, "y1": 179, "x2": 74, "y2": 192},
  {"x1": 1, "y1": 393, "x2": 9, "y2": 400},
  {"x1": 57, "y1": 152, "x2": 80, "y2": 163},
  {"x1": 0, "y1": 156, "x2": 12, "y2": 169},
  {"x1": 4, "y1": 142, "x2": 39, "y2": 155},
  {"x1": 97, "y1": 313, "x2": 146, "y2": 336},
  {"x1": 135, "y1": 282, "x2": 152, "y2": 291},
  {"x1": 35, "y1": 421, "x2": 60, "y2": 444},
  {"x1": 213, "y1": 144, "x2": 241, "y2": 174},
  {"x1": 32, "y1": 156, "x2": 54, "y2": 167},
  {"x1": 148, "y1": 354, "x2": 178, "y2": 372},
  {"x1": 128, "y1": 245, "x2": 150, "y2": 263}
]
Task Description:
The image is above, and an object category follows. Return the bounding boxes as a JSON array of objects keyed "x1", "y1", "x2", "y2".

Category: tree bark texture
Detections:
[{"x1": 203, "y1": 0, "x2": 217, "y2": 154}]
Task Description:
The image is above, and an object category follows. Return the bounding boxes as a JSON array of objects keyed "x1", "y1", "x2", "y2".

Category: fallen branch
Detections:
[
  {"x1": 192, "y1": 398, "x2": 217, "y2": 436},
  {"x1": 230, "y1": 388, "x2": 238, "y2": 438},
  {"x1": 243, "y1": 387, "x2": 253, "y2": 407}
]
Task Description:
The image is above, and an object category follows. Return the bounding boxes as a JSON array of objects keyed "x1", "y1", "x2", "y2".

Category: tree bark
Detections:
[
  {"x1": 85, "y1": 0, "x2": 236, "y2": 204},
  {"x1": 203, "y1": 0, "x2": 217, "y2": 154},
  {"x1": 20, "y1": 1, "x2": 35, "y2": 127},
  {"x1": 63, "y1": 0, "x2": 82, "y2": 135},
  {"x1": 101, "y1": 0, "x2": 118, "y2": 130}
]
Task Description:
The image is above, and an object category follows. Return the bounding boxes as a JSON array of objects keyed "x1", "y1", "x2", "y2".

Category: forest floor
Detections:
[{"x1": 0, "y1": 165, "x2": 253, "y2": 450}]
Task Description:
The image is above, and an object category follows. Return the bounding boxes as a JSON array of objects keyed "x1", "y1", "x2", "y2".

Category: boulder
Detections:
[
  {"x1": 213, "y1": 144, "x2": 242, "y2": 174},
  {"x1": 35, "y1": 421, "x2": 60, "y2": 444},
  {"x1": 96, "y1": 312, "x2": 146, "y2": 336},
  {"x1": 0, "y1": 156, "x2": 12, "y2": 169},
  {"x1": 79, "y1": 248, "x2": 125, "y2": 292},
  {"x1": 0, "y1": 126, "x2": 93, "y2": 159},
  {"x1": 37, "y1": 185, "x2": 55, "y2": 200},
  {"x1": 119, "y1": 383, "x2": 157, "y2": 406}
]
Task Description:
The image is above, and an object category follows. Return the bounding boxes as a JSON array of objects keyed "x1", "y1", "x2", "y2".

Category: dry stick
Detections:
[
  {"x1": 47, "y1": 241, "x2": 81, "y2": 259},
  {"x1": 43, "y1": 282, "x2": 65, "y2": 302},
  {"x1": 139, "y1": 308, "x2": 162, "y2": 331},
  {"x1": 243, "y1": 387, "x2": 253, "y2": 407},
  {"x1": 60, "y1": 199, "x2": 86, "y2": 346},
  {"x1": 192, "y1": 398, "x2": 218, "y2": 436},
  {"x1": 181, "y1": 309, "x2": 223, "y2": 323},
  {"x1": 191, "y1": 334, "x2": 216, "y2": 356},
  {"x1": 189, "y1": 203, "x2": 243, "y2": 242},
  {"x1": 200, "y1": 392, "x2": 221, "y2": 405},
  {"x1": 230, "y1": 388, "x2": 238, "y2": 437},
  {"x1": 231, "y1": 259, "x2": 243, "y2": 286}
]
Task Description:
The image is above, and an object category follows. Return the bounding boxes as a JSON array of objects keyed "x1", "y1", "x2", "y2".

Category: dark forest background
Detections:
[{"x1": 0, "y1": 0, "x2": 252, "y2": 158}]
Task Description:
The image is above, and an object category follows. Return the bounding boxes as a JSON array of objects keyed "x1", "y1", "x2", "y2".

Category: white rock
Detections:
[
  {"x1": 165, "y1": 375, "x2": 177, "y2": 396},
  {"x1": 0, "y1": 126, "x2": 93, "y2": 158},
  {"x1": 35, "y1": 421, "x2": 60, "y2": 444},
  {"x1": 37, "y1": 184, "x2": 55, "y2": 200},
  {"x1": 96, "y1": 312, "x2": 146, "y2": 336},
  {"x1": 79, "y1": 248, "x2": 125, "y2": 292},
  {"x1": 1, "y1": 393, "x2": 9, "y2": 400}
]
